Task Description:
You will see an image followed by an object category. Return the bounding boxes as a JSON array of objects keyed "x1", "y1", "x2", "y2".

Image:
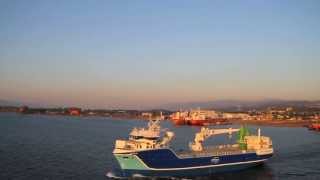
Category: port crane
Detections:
[{"x1": 190, "y1": 127, "x2": 240, "y2": 151}]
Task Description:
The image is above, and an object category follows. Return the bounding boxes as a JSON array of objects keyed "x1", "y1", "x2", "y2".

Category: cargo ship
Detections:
[
  {"x1": 112, "y1": 119, "x2": 273, "y2": 178},
  {"x1": 170, "y1": 110, "x2": 188, "y2": 125},
  {"x1": 308, "y1": 123, "x2": 320, "y2": 131},
  {"x1": 170, "y1": 108, "x2": 229, "y2": 126}
]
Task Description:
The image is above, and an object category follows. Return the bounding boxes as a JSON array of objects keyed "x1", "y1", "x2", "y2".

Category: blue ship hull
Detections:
[
  {"x1": 114, "y1": 148, "x2": 273, "y2": 178},
  {"x1": 122, "y1": 161, "x2": 264, "y2": 177}
]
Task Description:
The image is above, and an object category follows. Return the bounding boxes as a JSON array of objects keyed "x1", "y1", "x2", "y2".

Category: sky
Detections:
[{"x1": 0, "y1": 0, "x2": 320, "y2": 109}]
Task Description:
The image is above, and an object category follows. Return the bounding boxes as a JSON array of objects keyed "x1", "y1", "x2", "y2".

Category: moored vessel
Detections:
[
  {"x1": 308, "y1": 123, "x2": 320, "y2": 131},
  {"x1": 112, "y1": 119, "x2": 273, "y2": 178},
  {"x1": 170, "y1": 111, "x2": 188, "y2": 125},
  {"x1": 170, "y1": 108, "x2": 230, "y2": 126}
]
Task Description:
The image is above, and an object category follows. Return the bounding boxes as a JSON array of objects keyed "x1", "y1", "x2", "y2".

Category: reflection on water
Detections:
[{"x1": 0, "y1": 112, "x2": 319, "y2": 179}]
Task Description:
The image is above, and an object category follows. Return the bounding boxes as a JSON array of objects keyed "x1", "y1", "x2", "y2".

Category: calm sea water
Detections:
[{"x1": 0, "y1": 112, "x2": 320, "y2": 180}]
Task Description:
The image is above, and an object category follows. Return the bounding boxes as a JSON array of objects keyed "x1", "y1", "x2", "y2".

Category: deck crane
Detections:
[{"x1": 189, "y1": 127, "x2": 240, "y2": 151}]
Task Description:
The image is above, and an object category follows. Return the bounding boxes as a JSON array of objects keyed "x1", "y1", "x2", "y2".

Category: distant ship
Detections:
[
  {"x1": 308, "y1": 123, "x2": 320, "y2": 131},
  {"x1": 170, "y1": 108, "x2": 229, "y2": 126},
  {"x1": 170, "y1": 110, "x2": 188, "y2": 125},
  {"x1": 112, "y1": 119, "x2": 273, "y2": 178}
]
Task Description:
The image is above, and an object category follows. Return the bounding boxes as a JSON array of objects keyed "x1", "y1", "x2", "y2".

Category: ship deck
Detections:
[{"x1": 176, "y1": 145, "x2": 255, "y2": 158}]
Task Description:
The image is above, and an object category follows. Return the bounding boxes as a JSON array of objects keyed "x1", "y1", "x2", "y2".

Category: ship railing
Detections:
[{"x1": 177, "y1": 144, "x2": 255, "y2": 158}]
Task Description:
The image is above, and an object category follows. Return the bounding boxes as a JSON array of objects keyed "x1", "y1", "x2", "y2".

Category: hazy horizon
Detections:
[
  {"x1": 1, "y1": 1, "x2": 320, "y2": 109},
  {"x1": 1, "y1": 98, "x2": 319, "y2": 110}
]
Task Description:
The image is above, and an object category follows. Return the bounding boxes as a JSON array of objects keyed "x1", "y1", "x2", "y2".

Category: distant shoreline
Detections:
[
  {"x1": 232, "y1": 119, "x2": 313, "y2": 128},
  {"x1": 1, "y1": 111, "x2": 316, "y2": 128}
]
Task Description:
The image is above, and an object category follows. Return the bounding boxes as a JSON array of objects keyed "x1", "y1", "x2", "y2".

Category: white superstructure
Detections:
[{"x1": 113, "y1": 119, "x2": 174, "y2": 154}]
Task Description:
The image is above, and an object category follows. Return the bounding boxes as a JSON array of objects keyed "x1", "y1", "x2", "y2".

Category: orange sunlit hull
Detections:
[{"x1": 171, "y1": 119, "x2": 186, "y2": 125}]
